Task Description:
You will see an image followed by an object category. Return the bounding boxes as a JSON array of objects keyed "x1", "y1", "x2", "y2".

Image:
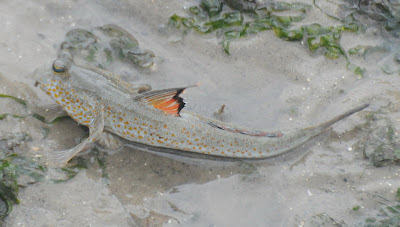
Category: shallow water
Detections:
[{"x1": 1, "y1": 0, "x2": 400, "y2": 226}]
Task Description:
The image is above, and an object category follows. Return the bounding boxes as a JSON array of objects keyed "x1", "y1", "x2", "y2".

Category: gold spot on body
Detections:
[{"x1": 138, "y1": 136, "x2": 143, "y2": 139}]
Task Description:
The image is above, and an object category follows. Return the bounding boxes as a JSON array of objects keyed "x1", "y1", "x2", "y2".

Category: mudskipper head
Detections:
[{"x1": 34, "y1": 50, "x2": 73, "y2": 94}]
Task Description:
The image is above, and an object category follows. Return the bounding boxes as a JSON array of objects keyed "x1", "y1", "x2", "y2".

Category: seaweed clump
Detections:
[
  {"x1": 60, "y1": 24, "x2": 155, "y2": 70},
  {"x1": 315, "y1": 0, "x2": 400, "y2": 75},
  {"x1": 0, "y1": 154, "x2": 46, "y2": 220},
  {"x1": 314, "y1": 0, "x2": 400, "y2": 38},
  {"x1": 358, "y1": 188, "x2": 400, "y2": 226},
  {"x1": 168, "y1": 0, "x2": 365, "y2": 76}
]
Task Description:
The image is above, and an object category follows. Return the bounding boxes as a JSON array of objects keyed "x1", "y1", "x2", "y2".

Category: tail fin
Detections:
[{"x1": 309, "y1": 103, "x2": 369, "y2": 133}]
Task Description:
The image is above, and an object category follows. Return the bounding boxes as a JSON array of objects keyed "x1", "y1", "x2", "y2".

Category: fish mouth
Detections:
[{"x1": 34, "y1": 81, "x2": 39, "y2": 87}]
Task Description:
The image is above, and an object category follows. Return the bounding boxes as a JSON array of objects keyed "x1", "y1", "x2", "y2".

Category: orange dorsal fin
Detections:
[{"x1": 139, "y1": 85, "x2": 196, "y2": 116}]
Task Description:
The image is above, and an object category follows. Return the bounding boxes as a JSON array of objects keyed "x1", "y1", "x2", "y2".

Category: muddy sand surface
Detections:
[{"x1": 0, "y1": 0, "x2": 399, "y2": 226}]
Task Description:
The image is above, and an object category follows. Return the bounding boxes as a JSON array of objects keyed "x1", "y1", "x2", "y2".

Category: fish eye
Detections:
[
  {"x1": 52, "y1": 59, "x2": 68, "y2": 73},
  {"x1": 59, "y1": 50, "x2": 73, "y2": 63}
]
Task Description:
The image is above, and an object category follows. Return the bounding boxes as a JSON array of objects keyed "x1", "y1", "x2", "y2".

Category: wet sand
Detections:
[{"x1": 1, "y1": 0, "x2": 399, "y2": 226}]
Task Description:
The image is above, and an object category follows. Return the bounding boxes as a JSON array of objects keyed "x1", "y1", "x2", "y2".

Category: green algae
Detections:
[
  {"x1": 0, "y1": 94, "x2": 26, "y2": 106},
  {"x1": 61, "y1": 24, "x2": 155, "y2": 69},
  {"x1": 51, "y1": 157, "x2": 87, "y2": 184},
  {"x1": 314, "y1": 0, "x2": 400, "y2": 76},
  {"x1": 0, "y1": 93, "x2": 70, "y2": 124},
  {"x1": 0, "y1": 154, "x2": 46, "y2": 219},
  {"x1": 31, "y1": 114, "x2": 70, "y2": 125},
  {"x1": 361, "y1": 203, "x2": 400, "y2": 226},
  {"x1": 168, "y1": 0, "x2": 365, "y2": 76},
  {"x1": 0, "y1": 114, "x2": 24, "y2": 121}
]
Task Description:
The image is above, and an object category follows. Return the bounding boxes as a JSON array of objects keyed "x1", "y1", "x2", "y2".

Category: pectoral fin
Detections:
[
  {"x1": 138, "y1": 85, "x2": 196, "y2": 116},
  {"x1": 48, "y1": 105, "x2": 105, "y2": 167}
]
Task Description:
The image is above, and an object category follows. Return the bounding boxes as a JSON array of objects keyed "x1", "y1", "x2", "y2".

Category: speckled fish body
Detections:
[{"x1": 34, "y1": 51, "x2": 369, "y2": 166}]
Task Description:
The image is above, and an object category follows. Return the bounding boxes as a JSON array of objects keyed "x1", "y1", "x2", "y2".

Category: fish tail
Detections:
[{"x1": 308, "y1": 103, "x2": 369, "y2": 133}]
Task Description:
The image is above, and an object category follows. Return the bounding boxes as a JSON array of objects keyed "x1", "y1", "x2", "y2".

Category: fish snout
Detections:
[{"x1": 33, "y1": 64, "x2": 53, "y2": 87}]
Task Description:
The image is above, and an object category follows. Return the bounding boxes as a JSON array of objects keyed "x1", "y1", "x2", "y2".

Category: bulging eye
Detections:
[{"x1": 52, "y1": 59, "x2": 68, "y2": 72}]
